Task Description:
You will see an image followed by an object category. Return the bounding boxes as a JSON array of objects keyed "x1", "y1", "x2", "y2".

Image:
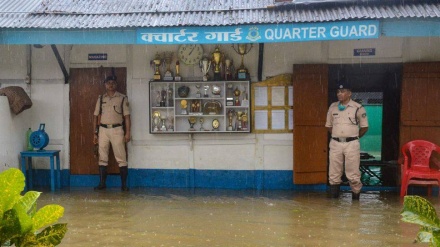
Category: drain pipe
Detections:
[
  {"x1": 50, "y1": 45, "x2": 69, "y2": 84},
  {"x1": 257, "y1": 43, "x2": 264, "y2": 81}
]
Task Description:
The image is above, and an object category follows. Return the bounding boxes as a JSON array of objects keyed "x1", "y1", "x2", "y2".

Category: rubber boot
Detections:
[
  {"x1": 327, "y1": 185, "x2": 340, "y2": 198},
  {"x1": 352, "y1": 191, "x2": 360, "y2": 200},
  {"x1": 94, "y1": 166, "x2": 107, "y2": 190},
  {"x1": 120, "y1": 166, "x2": 129, "y2": 191}
]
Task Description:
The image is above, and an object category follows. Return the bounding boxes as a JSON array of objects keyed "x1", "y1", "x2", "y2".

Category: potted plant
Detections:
[{"x1": 0, "y1": 168, "x2": 67, "y2": 246}]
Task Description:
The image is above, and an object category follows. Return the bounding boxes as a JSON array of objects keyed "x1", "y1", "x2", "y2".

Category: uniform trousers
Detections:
[
  {"x1": 328, "y1": 139, "x2": 362, "y2": 193},
  {"x1": 98, "y1": 126, "x2": 127, "y2": 167}
]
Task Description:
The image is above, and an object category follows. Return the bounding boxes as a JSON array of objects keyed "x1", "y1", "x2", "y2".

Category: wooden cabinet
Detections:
[{"x1": 149, "y1": 80, "x2": 251, "y2": 134}]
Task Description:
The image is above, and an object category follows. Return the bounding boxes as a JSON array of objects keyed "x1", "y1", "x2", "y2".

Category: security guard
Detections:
[
  {"x1": 93, "y1": 75, "x2": 131, "y2": 191},
  {"x1": 325, "y1": 84, "x2": 368, "y2": 200}
]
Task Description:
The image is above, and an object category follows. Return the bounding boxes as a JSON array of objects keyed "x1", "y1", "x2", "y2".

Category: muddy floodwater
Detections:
[{"x1": 36, "y1": 188, "x2": 431, "y2": 247}]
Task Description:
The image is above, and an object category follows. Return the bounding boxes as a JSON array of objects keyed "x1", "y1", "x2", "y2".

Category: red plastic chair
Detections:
[{"x1": 400, "y1": 140, "x2": 440, "y2": 197}]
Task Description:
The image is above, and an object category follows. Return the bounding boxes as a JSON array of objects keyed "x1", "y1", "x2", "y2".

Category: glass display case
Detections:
[{"x1": 149, "y1": 80, "x2": 251, "y2": 133}]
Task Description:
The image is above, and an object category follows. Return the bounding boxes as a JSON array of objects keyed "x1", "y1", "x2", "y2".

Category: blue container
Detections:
[{"x1": 30, "y1": 123, "x2": 50, "y2": 150}]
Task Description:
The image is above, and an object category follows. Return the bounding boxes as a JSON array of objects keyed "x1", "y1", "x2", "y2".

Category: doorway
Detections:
[
  {"x1": 328, "y1": 64, "x2": 402, "y2": 186},
  {"x1": 69, "y1": 67, "x2": 127, "y2": 175}
]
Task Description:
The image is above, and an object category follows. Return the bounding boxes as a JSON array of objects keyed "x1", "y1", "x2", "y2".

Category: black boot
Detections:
[
  {"x1": 327, "y1": 185, "x2": 340, "y2": 198},
  {"x1": 352, "y1": 192, "x2": 360, "y2": 200},
  {"x1": 120, "y1": 166, "x2": 129, "y2": 191},
  {"x1": 94, "y1": 166, "x2": 107, "y2": 190}
]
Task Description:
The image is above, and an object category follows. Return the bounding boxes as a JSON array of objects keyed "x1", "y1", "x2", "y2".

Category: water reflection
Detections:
[{"x1": 35, "y1": 188, "x2": 430, "y2": 246}]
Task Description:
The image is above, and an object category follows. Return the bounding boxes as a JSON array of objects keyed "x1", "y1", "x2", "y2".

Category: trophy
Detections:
[
  {"x1": 227, "y1": 109, "x2": 235, "y2": 131},
  {"x1": 174, "y1": 61, "x2": 182, "y2": 81},
  {"x1": 211, "y1": 46, "x2": 223, "y2": 81},
  {"x1": 199, "y1": 117, "x2": 205, "y2": 131},
  {"x1": 234, "y1": 87, "x2": 241, "y2": 106},
  {"x1": 226, "y1": 83, "x2": 234, "y2": 106},
  {"x1": 200, "y1": 56, "x2": 211, "y2": 81},
  {"x1": 167, "y1": 115, "x2": 174, "y2": 131},
  {"x1": 160, "y1": 87, "x2": 167, "y2": 107},
  {"x1": 180, "y1": 100, "x2": 188, "y2": 115},
  {"x1": 212, "y1": 84, "x2": 221, "y2": 98},
  {"x1": 150, "y1": 53, "x2": 163, "y2": 81},
  {"x1": 190, "y1": 100, "x2": 202, "y2": 115},
  {"x1": 155, "y1": 90, "x2": 161, "y2": 107},
  {"x1": 152, "y1": 111, "x2": 161, "y2": 132},
  {"x1": 231, "y1": 44, "x2": 253, "y2": 80},
  {"x1": 241, "y1": 87, "x2": 249, "y2": 107},
  {"x1": 242, "y1": 110, "x2": 248, "y2": 131},
  {"x1": 195, "y1": 85, "x2": 201, "y2": 98},
  {"x1": 203, "y1": 85, "x2": 210, "y2": 98},
  {"x1": 167, "y1": 86, "x2": 174, "y2": 107},
  {"x1": 236, "y1": 111, "x2": 243, "y2": 131},
  {"x1": 160, "y1": 117, "x2": 167, "y2": 131},
  {"x1": 163, "y1": 52, "x2": 174, "y2": 81},
  {"x1": 188, "y1": 117, "x2": 197, "y2": 131},
  {"x1": 212, "y1": 119, "x2": 220, "y2": 131},
  {"x1": 224, "y1": 58, "x2": 234, "y2": 80}
]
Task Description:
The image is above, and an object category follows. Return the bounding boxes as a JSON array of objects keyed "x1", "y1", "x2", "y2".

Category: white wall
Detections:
[{"x1": 1, "y1": 36, "x2": 440, "y2": 173}]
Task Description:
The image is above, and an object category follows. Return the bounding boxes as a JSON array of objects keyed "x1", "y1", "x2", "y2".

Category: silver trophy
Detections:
[{"x1": 200, "y1": 56, "x2": 211, "y2": 81}]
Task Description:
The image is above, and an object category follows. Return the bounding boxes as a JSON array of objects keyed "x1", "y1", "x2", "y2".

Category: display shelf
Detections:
[{"x1": 149, "y1": 80, "x2": 250, "y2": 134}]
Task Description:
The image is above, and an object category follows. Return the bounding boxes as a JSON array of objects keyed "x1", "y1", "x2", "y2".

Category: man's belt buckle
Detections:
[
  {"x1": 105, "y1": 124, "x2": 114, "y2": 128},
  {"x1": 339, "y1": 137, "x2": 347, "y2": 142}
]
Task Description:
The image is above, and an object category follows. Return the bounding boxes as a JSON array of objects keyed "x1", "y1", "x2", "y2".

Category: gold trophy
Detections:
[
  {"x1": 234, "y1": 87, "x2": 241, "y2": 106},
  {"x1": 180, "y1": 100, "x2": 188, "y2": 115},
  {"x1": 231, "y1": 44, "x2": 253, "y2": 80},
  {"x1": 151, "y1": 53, "x2": 163, "y2": 81},
  {"x1": 174, "y1": 61, "x2": 182, "y2": 81},
  {"x1": 200, "y1": 56, "x2": 211, "y2": 81},
  {"x1": 152, "y1": 111, "x2": 161, "y2": 132},
  {"x1": 227, "y1": 109, "x2": 235, "y2": 131},
  {"x1": 236, "y1": 111, "x2": 243, "y2": 131},
  {"x1": 188, "y1": 117, "x2": 197, "y2": 131},
  {"x1": 242, "y1": 110, "x2": 248, "y2": 131},
  {"x1": 224, "y1": 58, "x2": 234, "y2": 80},
  {"x1": 211, "y1": 46, "x2": 223, "y2": 80},
  {"x1": 163, "y1": 52, "x2": 174, "y2": 81}
]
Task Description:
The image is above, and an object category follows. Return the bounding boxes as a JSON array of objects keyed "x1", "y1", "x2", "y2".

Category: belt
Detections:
[
  {"x1": 100, "y1": 124, "x2": 122, "y2": 128},
  {"x1": 332, "y1": 137, "x2": 358, "y2": 142}
]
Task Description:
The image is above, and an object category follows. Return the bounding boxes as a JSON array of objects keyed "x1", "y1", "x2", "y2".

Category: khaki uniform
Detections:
[
  {"x1": 94, "y1": 91, "x2": 130, "y2": 167},
  {"x1": 325, "y1": 99, "x2": 368, "y2": 193}
]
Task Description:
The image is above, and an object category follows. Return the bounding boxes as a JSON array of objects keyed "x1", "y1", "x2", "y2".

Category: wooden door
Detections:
[
  {"x1": 293, "y1": 64, "x2": 328, "y2": 184},
  {"x1": 400, "y1": 62, "x2": 440, "y2": 148},
  {"x1": 69, "y1": 67, "x2": 127, "y2": 175}
]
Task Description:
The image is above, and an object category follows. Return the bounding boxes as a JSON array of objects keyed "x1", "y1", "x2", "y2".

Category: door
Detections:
[
  {"x1": 293, "y1": 64, "x2": 328, "y2": 184},
  {"x1": 69, "y1": 67, "x2": 127, "y2": 175},
  {"x1": 400, "y1": 62, "x2": 440, "y2": 147}
]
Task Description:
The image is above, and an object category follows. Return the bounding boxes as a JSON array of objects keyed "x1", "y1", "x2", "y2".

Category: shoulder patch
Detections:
[{"x1": 362, "y1": 113, "x2": 366, "y2": 118}]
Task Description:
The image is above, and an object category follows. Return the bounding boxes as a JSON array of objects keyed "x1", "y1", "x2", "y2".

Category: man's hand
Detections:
[
  {"x1": 93, "y1": 134, "x2": 98, "y2": 145},
  {"x1": 124, "y1": 132, "x2": 131, "y2": 143}
]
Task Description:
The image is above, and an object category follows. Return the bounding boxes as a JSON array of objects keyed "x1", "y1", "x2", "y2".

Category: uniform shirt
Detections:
[
  {"x1": 93, "y1": 91, "x2": 130, "y2": 124},
  {"x1": 325, "y1": 99, "x2": 368, "y2": 138}
]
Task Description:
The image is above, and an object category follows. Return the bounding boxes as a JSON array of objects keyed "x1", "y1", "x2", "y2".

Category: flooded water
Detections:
[{"x1": 36, "y1": 188, "x2": 431, "y2": 247}]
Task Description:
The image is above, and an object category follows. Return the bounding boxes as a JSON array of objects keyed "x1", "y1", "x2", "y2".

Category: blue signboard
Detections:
[
  {"x1": 353, "y1": 48, "x2": 376, "y2": 56},
  {"x1": 136, "y1": 20, "x2": 379, "y2": 44},
  {"x1": 88, "y1": 53, "x2": 108, "y2": 60}
]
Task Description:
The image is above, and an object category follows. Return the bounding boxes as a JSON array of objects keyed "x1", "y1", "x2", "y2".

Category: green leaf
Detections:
[
  {"x1": 32, "y1": 205, "x2": 64, "y2": 231},
  {"x1": 15, "y1": 191, "x2": 41, "y2": 214},
  {"x1": 0, "y1": 209, "x2": 21, "y2": 246},
  {"x1": 432, "y1": 231, "x2": 440, "y2": 247},
  {"x1": 0, "y1": 168, "x2": 25, "y2": 216},
  {"x1": 36, "y1": 223, "x2": 68, "y2": 246},
  {"x1": 401, "y1": 196, "x2": 440, "y2": 229}
]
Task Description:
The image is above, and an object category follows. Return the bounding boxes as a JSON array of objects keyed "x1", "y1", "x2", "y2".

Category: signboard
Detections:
[
  {"x1": 88, "y1": 53, "x2": 108, "y2": 60},
  {"x1": 136, "y1": 20, "x2": 379, "y2": 44},
  {"x1": 353, "y1": 48, "x2": 376, "y2": 56}
]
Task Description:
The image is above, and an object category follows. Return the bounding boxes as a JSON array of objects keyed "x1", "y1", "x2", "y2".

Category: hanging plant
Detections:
[
  {"x1": 401, "y1": 195, "x2": 440, "y2": 246},
  {"x1": 0, "y1": 168, "x2": 67, "y2": 246}
]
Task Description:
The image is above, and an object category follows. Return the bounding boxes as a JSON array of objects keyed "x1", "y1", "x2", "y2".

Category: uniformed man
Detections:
[
  {"x1": 93, "y1": 75, "x2": 131, "y2": 191},
  {"x1": 325, "y1": 84, "x2": 368, "y2": 200}
]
